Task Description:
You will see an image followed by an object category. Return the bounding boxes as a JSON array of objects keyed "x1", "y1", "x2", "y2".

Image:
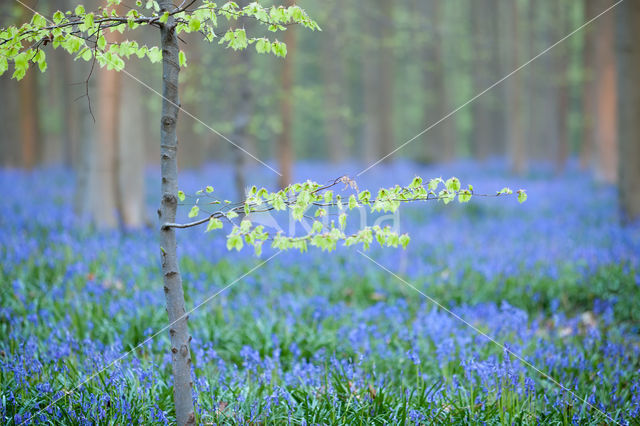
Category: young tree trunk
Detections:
[
  {"x1": 616, "y1": 0, "x2": 640, "y2": 223},
  {"x1": 158, "y1": 2, "x2": 195, "y2": 423},
  {"x1": 277, "y1": 0, "x2": 297, "y2": 189},
  {"x1": 593, "y1": 0, "x2": 618, "y2": 184}
]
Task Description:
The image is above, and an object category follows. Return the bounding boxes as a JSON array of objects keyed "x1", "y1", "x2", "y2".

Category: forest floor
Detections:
[{"x1": 1, "y1": 160, "x2": 639, "y2": 424}]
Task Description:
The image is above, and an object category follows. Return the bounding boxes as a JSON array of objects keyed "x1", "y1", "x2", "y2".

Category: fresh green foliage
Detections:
[
  {"x1": 0, "y1": 0, "x2": 320, "y2": 80},
  {"x1": 176, "y1": 176, "x2": 527, "y2": 255}
]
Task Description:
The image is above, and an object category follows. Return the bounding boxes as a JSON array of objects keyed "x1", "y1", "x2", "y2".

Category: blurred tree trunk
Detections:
[
  {"x1": 230, "y1": 0, "x2": 254, "y2": 199},
  {"x1": 471, "y1": 0, "x2": 503, "y2": 161},
  {"x1": 118, "y1": 72, "x2": 146, "y2": 228},
  {"x1": 277, "y1": 0, "x2": 296, "y2": 188},
  {"x1": 507, "y1": 0, "x2": 526, "y2": 174},
  {"x1": 593, "y1": 0, "x2": 618, "y2": 184},
  {"x1": 362, "y1": 6, "x2": 381, "y2": 163},
  {"x1": 530, "y1": 1, "x2": 559, "y2": 162},
  {"x1": 580, "y1": 0, "x2": 597, "y2": 169},
  {"x1": 555, "y1": 1, "x2": 570, "y2": 174},
  {"x1": 0, "y1": 75, "x2": 21, "y2": 166},
  {"x1": 377, "y1": 0, "x2": 394, "y2": 161},
  {"x1": 18, "y1": 0, "x2": 41, "y2": 169},
  {"x1": 616, "y1": 0, "x2": 640, "y2": 222},
  {"x1": 420, "y1": 0, "x2": 454, "y2": 163},
  {"x1": 322, "y1": 0, "x2": 347, "y2": 163},
  {"x1": 89, "y1": 24, "x2": 123, "y2": 229},
  {"x1": 230, "y1": 50, "x2": 252, "y2": 199}
]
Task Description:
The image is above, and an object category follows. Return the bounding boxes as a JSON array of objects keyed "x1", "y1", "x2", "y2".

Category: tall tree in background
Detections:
[
  {"x1": 230, "y1": 0, "x2": 254, "y2": 199},
  {"x1": 321, "y1": 0, "x2": 347, "y2": 163},
  {"x1": 362, "y1": 5, "x2": 382, "y2": 163},
  {"x1": 616, "y1": 1, "x2": 640, "y2": 223},
  {"x1": 277, "y1": 0, "x2": 297, "y2": 188},
  {"x1": 581, "y1": 0, "x2": 597, "y2": 169},
  {"x1": 507, "y1": 0, "x2": 526, "y2": 174},
  {"x1": 593, "y1": 0, "x2": 617, "y2": 184},
  {"x1": 18, "y1": 0, "x2": 40, "y2": 169},
  {"x1": 507, "y1": 1, "x2": 527, "y2": 174},
  {"x1": 471, "y1": 0, "x2": 504, "y2": 161},
  {"x1": 89, "y1": 22, "x2": 123, "y2": 229},
  {"x1": 554, "y1": 0, "x2": 570, "y2": 174},
  {"x1": 419, "y1": 0, "x2": 454, "y2": 163},
  {"x1": 528, "y1": 0, "x2": 560, "y2": 162},
  {"x1": 377, "y1": 0, "x2": 394, "y2": 160},
  {"x1": 118, "y1": 72, "x2": 146, "y2": 228},
  {"x1": 362, "y1": 0, "x2": 394, "y2": 163}
]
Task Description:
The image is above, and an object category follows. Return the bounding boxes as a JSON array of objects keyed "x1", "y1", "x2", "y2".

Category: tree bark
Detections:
[
  {"x1": 419, "y1": 0, "x2": 454, "y2": 163},
  {"x1": 18, "y1": 0, "x2": 40, "y2": 169},
  {"x1": 230, "y1": 0, "x2": 254, "y2": 199},
  {"x1": 158, "y1": 1, "x2": 195, "y2": 423},
  {"x1": 322, "y1": 0, "x2": 347, "y2": 163},
  {"x1": 616, "y1": 0, "x2": 640, "y2": 223},
  {"x1": 555, "y1": 1, "x2": 570, "y2": 174},
  {"x1": 362, "y1": 5, "x2": 381, "y2": 163},
  {"x1": 90, "y1": 25, "x2": 123, "y2": 229},
  {"x1": 507, "y1": 0, "x2": 526, "y2": 175},
  {"x1": 580, "y1": 0, "x2": 597, "y2": 169},
  {"x1": 593, "y1": 0, "x2": 618, "y2": 184},
  {"x1": 471, "y1": 0, "x2": 502, "y2": 161},
  {"x1": 377, "y1": 0, "x2": 394, "y2": 161},
  {"x1": 118, "y1": 72, "x2": 146, "y2": 228},
  {"x1": 277, "y1": 0, "x2": 296, "y2": 189}
]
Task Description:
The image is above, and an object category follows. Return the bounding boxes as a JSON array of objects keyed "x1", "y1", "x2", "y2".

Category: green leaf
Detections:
[
  {"x1": 240, "y1": 219, "x2": 252, "y2": 233},
  {"x1": 84, "y1": 13, "x2": 94, "y2": 29},
  {"x1": 445, "y1": 177, "x2": 461, "y2": 192},
  {"x1": 75, "y1": 5, "x2": 85, "y2": 15},
  {"x1": 205, "y1": 185, "x2": 214, "y2": 193},
  {"x1": 409, "y1": 176, "x2": 422, "y2": 189},
  {"x1": 159, "y1": 11, "x2": 169, "y2": 24},
  {"x1": 12, "y1": 52, "x2": 28, "y2": 80},
  {"x1": 0, "y1": 56, "x2": 7, "y2": 76},
  {"x1": 188, "y1": 205, "x2": 199, "y2": 218},
  {"x1": 179, "y1": 50, "x2": 187, "y2": 67},
  {"x1": 188, "y1": 17, "x2": 201, "y2": 32},
  {"x1": 205, "y1": 217, "x2": 223, "y2": 232},
  {"x1": 81, "y1": 48, "x2": 93, "y2": 61},
  {"x1": 339, "y1": 213, "x2": 347, "y2": 230},
  {"x1": 226, "y1": 211, "x2": 239, "y2": 219},
  {"x1": 227, "y1": 234, "x2": 243, "y2": 251},
  {"x1": 517, "y1": 190, "x2": 527, "y2": 203},
  {"x1": 348, "y1": 194, "x2": 358, "y2": 210},
  {"x1": 428, "y1": 178, "x2": 442, "y2": 191},
  {"x1": 458, "y1": 190, "x2": 472, "y2": 203},
  {"x1": 53, "y1": 11, "x2": 64, "y2": 24},
  {"x1": 97, "y1": 35, "x2": 107, "y2": 50},
  {"x1": 399, "y1": 234, "x2": 410, "y2": 249},
  {"x1": 147, "y1": 46, "x2": 162, "y2": 63},
  {"x1": 311, "y1": 220, "x2": 323, "y2": 234}
]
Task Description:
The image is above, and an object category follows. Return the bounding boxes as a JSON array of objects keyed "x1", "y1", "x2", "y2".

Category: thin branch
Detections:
[{"x1": 162, "y1": 178, "x2": 521, "y2": 230}]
